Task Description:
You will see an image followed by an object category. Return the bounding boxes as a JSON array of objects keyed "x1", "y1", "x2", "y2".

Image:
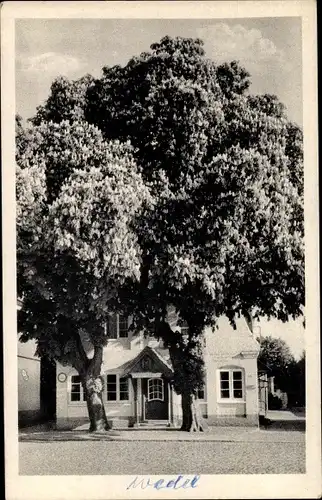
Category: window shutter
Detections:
[{"x1": 108, "y1": 313, "x2": 118, "y2": 339}]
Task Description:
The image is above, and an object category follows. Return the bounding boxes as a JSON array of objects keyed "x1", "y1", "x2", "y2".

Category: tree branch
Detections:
[
  {"x1": 243, "y1": 310, "x2": 253, "y2": 333},
  {"x1": 88, "y1": 345, "x2": 103, "y2": 377},
  {"x1": 71, "y1": 329, "x2": 90, "y2": 375}
]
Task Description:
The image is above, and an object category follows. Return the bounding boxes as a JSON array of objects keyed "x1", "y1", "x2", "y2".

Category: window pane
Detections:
[
  {"x1": 220, "y1": 371, "x2": 229, "y2": 381},
  {"x1": 233, "y1": 371, "x2": 242, "y2": 380},
  {"x1": 233, "y1": 380, "x2": 242, "y2": 389},
  {"x1": 221, "y1": 389, "x2": 230, "y2": 398},
  {"x1": 107, "y1": 375, "x2": 117, "y2": 400},
  {"x1": 221, "y1": 380, "x2": 229, "y2": 389},
  {"x1": 120, "y1": 377, "x2": 129, "y2": 400},
  {"x1": 119, "y1": 314, "x2": 128, "y2": 338},
  {"x1": 233, "y1": 389, "x2": 243, "y2": 399},
  {"x1": 148, "y1": 379, "x2": 164, "y2": 401},
  {"x1": 197, "y1": 388, "x2": 205, "y2": 399},
  {"x1": 108, "y1": 315, "x2": 118, "y2": 339},
  {"x1": 119, "y1": 378, "x2": 128, "y2": 391},
  {"x1": 71, "y1": 375, "x2": 83, "y2": 401},
  {"x1": 107, "y1": 375, "x2": 117, "y2": 384}
]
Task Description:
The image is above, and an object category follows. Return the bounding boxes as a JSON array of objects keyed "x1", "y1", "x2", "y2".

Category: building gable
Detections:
[{"x1": 123, "y1": 346, "x2": 173, "y2": 378}]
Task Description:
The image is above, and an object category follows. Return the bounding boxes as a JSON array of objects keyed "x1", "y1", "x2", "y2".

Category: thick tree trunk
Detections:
[
  {"x1": 191, "y1": 395, "x2": 208, "y2": 432},
  {"x1": 159, "y1": 319, "x2": 207, "y2": 432},
  {"x1": 180, "y1": 391, "x2": 193, "y2": 431},
  {"x1": 81, "y1": 345, "x2": 111, "y2": 432},
  {"x1": 82, "y1": 375, "x2": 110, "y2": 432},
  {"x1": 69, "y1": 331, "x2": 110, "y2": 432},
  {"x1": 181, "y1": 392, "x2": 208, "y2": 432}
]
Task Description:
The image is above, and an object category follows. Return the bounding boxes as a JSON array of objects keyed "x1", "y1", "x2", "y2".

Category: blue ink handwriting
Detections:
[{"x1": 126, "y1": 475, "x2": 200, "y2": 490}]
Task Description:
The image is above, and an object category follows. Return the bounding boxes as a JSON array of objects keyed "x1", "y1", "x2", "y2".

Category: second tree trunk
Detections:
[{"x1": 82, "y1": 375, "x2": 111, "y2": 432}]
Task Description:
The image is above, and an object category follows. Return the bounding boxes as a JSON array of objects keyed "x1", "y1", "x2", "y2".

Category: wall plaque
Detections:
[{"x1": 57, "y1": 372, "x2": 67, "y2": 383}]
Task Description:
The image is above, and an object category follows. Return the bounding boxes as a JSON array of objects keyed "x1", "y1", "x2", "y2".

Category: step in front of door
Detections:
[{"x1": 136, "y1": 420, "x2": 170, "y2": 429}]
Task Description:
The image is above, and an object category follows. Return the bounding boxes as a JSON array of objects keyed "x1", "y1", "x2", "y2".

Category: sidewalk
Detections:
[
  {"x1": 19, "y1": 424, "x2": 305, "y2": 443},
  {"x1": 263, "y1": 410, "x2": 306, "y2": 431},
  {"x1": 266, "y1": 409, "x2": 305, "y2": 421}
]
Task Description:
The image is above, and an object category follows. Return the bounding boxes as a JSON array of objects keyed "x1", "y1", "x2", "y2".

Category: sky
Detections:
[
  {"x1": 16, "y1": 17, "x2": 302, "y2": 125},
  {"x1": 15, "y1": 17, "x2": 305, "y2": 357}
]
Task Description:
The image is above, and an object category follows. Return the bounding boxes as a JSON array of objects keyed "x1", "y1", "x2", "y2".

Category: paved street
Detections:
[{"x1": 20, "y1": 438, "x2": 305, "y2": 475}]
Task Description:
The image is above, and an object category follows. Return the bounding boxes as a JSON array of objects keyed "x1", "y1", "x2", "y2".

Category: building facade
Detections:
[
  {"x1": 18, "y1": 338, "x2": 42, "y2": 425},
  {"x1": 56, "y1": 315, "x2": 260, "y2": 429}
]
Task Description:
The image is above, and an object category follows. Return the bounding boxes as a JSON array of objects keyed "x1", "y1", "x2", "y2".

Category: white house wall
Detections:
[
  {"x1": 56, "y1": 316, "x2": 260, "y2": 429},
  {"x1": 56, "y1": 362, "x2": 135, "y2": 429},
  {"x1": 204, "y1": 319, "x2": 259, "y2": 426},
  {"x1": 18, "y1": 339, "x2": 41, "y2": 425},
  {"x1": 18, "y1": 357, "x2": 41, "y2": 411}
]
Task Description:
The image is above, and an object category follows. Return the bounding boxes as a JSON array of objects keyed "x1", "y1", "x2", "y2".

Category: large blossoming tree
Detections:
[
  {"x1": 16, "y1": 119, "x2": 151, "y2": 431},
  {"x1": 84, "y1": 36, "x2": 304, "y2": 430},
  {"x1": 20, "y1": 36, "x2": 304, "y2": 432}
]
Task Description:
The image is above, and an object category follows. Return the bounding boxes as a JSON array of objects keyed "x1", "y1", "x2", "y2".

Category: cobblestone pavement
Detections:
[{"x1": 19, "y1": 439, "x2": 305, "y2": 475}]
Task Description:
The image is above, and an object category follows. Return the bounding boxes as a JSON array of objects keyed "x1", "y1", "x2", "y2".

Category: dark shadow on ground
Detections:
[
  {"x1": 19, "y1": 430, "x2": 120, "y2": 442},
  {"x1": 18, "y1": 420, "x2": 57, "y2": 432},
  {"x1": 259, "y1": 415, "x2": 305, "y2": 432},
  {"x1": 290, "y1": 407, "x2": 306, "y2": 417}
]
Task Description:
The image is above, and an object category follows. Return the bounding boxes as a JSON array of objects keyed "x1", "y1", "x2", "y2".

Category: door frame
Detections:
[{"x1": 141, "y1": 377, "x2": 169, "y2": 421}]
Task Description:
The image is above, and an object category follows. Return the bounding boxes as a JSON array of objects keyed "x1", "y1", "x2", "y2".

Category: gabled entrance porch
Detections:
[
  {"x1": 131, "y1": 374, "x2": 175, "y2": 427},
  {"x1": 122, "y1": 346, "x2": 176, "y2": 427}
]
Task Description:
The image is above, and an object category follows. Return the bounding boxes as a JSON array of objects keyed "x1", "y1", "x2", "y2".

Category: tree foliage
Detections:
[
  {"x1": 291, "y1": 351, "x2": 305, "y2": 406},
  {"x1": 17, "y1": 35, "x2": 304, "y2": 431},
  {"x1": 257, "y1": 335, "x2": 295, "y2": 392},
  {"x1": 30, "y1": 75, "x2": 95, "y2": 126},
  {"x1": 84, "y1": 36, "x2": 304, "y2": 324},
  {"x1": 17, "y1": 119, "x2": 150, "y2": 354},
  {"x1": 16, "y1": 119, "x2": 150, "y2": 431},
  {"x1": 258, "y1": 337, "x2": 305, "y2": 404}
]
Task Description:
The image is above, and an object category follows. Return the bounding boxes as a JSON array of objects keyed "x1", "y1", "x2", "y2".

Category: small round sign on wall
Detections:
[{"x1": 57, "y1": 372, "x2": 67, "y2": 383}]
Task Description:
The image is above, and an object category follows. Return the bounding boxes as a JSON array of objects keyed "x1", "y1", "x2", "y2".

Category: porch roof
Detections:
[
  {"x1": 104, "y1": 345, "x2": 173, "y2": 378},
  {"x1": 123, "y1": 346, "x2": 173, "y2": 378}
]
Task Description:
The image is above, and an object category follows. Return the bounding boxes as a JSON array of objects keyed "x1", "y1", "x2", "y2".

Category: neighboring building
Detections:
[
  {"x1": 18, "y1": 301, "x2": 56, "y2": 426},
  {"x1": 18, "y1": 338, "x2": 42, "y2": 425},
  {"x1": 56, "y1": 315, "x2": 260, "y2": 429}
]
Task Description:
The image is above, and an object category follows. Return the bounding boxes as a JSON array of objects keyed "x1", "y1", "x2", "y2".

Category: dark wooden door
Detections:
[{"x1": 143, "y1": 378, "x2": 168, "y2": 420}]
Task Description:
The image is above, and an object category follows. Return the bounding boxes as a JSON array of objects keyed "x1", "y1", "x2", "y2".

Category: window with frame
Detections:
[
  {"x1": 148, "y1": 378, "x2": 164, "y2": 401},
  {"x1": 107, "y1": 374, "x2": 117, "y2": 401},
  {"x1": 219, "y1": 370, "x2": 244, "y2": 400},
  {"x1": 197, "y1": 385, "x2": 205, "y2": 400},
  {"x1": 70, "y1": 375, "x2": 85, "y2": 402},
  {"x1": 106, "y1": 374, "x2": 129, "y2": 401},
  {"x1": 107, "y1": 313, "x2": 129, "y2": 339},
  {"x1": 119, "y1": 377, "x2": 129, "y2": 400},
  {"x1": 119, "y1": 314, "x2": 128, "y2": 338}
]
